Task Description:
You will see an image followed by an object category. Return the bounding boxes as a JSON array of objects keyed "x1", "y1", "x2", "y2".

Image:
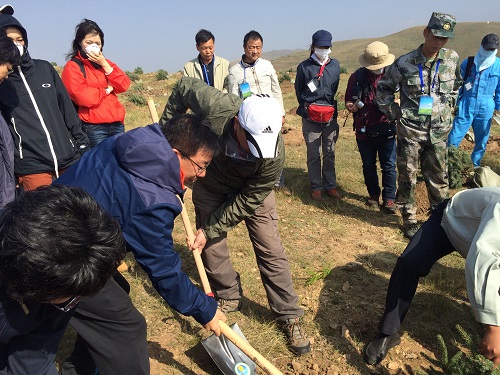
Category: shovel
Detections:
[
  {"x1": 176, "y1": 196, "x2": 283, "y2": 375},
  {"x1": 147, "y1": 98, "x2": 283, "y2": 375}
]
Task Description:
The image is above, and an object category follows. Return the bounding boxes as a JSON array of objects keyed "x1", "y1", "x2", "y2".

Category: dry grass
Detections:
[{"x1": 56, "y1": 62, "x2": 500, "y2": 374}]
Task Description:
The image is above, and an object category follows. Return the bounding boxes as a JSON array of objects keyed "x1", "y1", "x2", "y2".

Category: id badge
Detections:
[
  {"x1": 239, "y1": 81, "x2": 252, "y2": 99},
  {"x1": 307, "y1": 79, "x2": 318, "y2": 93},
  {"x1": 464, "y1": 82, "x2": 473, "y2": 91},
  {"x1": 418, "y1": 95, "x2": 433, "y2": 115}
]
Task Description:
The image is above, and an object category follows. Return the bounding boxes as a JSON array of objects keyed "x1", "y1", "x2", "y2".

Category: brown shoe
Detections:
[
  {"x1": 311, "y1": 190, "x2": 322, "y2": 200},
  {"x1": 326, "y1": 188, "x2": 341, "y2": 199},
  {"x1": 279, "y1": 317, "x2": 311, "y2": 356},
  {"x1": 382, "y1": 199, "x2": 397, "y2": 214},
  {"x1": 366, "y1": 195, "x2": 380, "y2": 208}
]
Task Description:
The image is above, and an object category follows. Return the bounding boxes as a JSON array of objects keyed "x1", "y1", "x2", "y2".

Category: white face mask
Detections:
[
  {"x1": 15, "y1": 43, "x2": 23, "y2": 56},
  {"x1": 85, "y1": 43, "x2": 100, "y2": 55},
  {"x1": 314, "y1": 48, "x2": 331, "y2": 61},
  {"x1": 370, "y1": 68, "x2": 384, "y2": 75}
]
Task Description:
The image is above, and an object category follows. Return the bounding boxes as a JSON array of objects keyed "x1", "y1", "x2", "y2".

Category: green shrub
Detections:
[
  {"x1": 278, "y1": 72, "x2": 291, "y2": 84},
  {"x1": 156, "y1": 69, "x2": 169, "y2": 81},
  {"x1": 133, "y1": 66, "x2": 144, "y2": 75},
  {"x1": 128, "y1": 93, "x2": 147, "y2": 106},
  {"x1": 126, "y1": 71, "x2": 140, "y2": 82},
  {"x1": 51, "y1": 61, "x2": 58, "y2": 67},
  {"x1": 448, "y1": 147, "x2": 473, "y2": 189},
  {"x1": 417, "y1": 325, "x2": 500, "y2": 375},
  {"x1": 340, "y1": 66, "x2": 348, "y2": 74},
  {"x1": 132, "y1": 83, "x2": 145, "y2": 92}
]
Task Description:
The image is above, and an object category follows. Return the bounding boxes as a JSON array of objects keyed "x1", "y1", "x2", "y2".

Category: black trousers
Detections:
[
  {"x1": 378, "y1": 200, "x2": 455, "y2": 335},
  {"x1": 60, "y1": 272, "x2": 149, "y2": 375}
]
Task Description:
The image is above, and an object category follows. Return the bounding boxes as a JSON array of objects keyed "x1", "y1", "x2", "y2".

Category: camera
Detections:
[{"x1": 354, "y1": 99, "x2": 364, "y2": 109}]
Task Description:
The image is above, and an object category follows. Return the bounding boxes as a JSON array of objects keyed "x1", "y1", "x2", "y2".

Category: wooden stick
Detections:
[
  {"x1": 147, "y1": 98, "x2": 159, "y2": 123},
  {"x1": 175, "y1": 196, "x2": 284, "y2": 375}
]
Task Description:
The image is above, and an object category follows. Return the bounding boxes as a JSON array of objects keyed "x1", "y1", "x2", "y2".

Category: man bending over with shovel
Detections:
[
  {"x1": 55, "y1": 114, "x2": 226, "y2": 375},
  {"x1": 160, "y1": 77, "x2": 311, "y2": 356}
]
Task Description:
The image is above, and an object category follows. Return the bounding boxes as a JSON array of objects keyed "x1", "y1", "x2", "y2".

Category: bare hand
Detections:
[
  {"x1": 203, "y1": 308, "x2": 226, "y2": 336},
  {"x1": 345, "y1": 102, "x2": 358, "y2": 113},
  {"x1": 190, "y1": 228, "x2": 207, "y2": 252},
  {"x1": 86, "y1": 50, "x2": 107, "y2": 66},
  {"x1": 480, "y1": 325, "x2": 500, "y2": 365}
]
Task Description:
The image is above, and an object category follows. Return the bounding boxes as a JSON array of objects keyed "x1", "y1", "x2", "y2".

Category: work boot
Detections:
[
  {"x1": 403, "y1": 222, "x2": 419, "y2": 240},
  {"x1": 365, "y1": 195, "x2": 379, "y2": 208},
  {"x1": 216, "y1": 298, "x2": 242, "y2": 313},
  {"x1": 381, "y1": 200, "x2": 397, "y2": 214},
  {"x1": 326, "y1": 188, "x2": 341, "y2": 199},
  {"x1": 279, "y1": 317, "x2": 311, "y2": 355},
  {"x1": 311, "y1": 190, "x2": 322, "y2": 201}
]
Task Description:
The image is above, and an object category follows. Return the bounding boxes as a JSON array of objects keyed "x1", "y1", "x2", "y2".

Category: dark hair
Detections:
[
  {"x1": 160, "y1": 114, "x2": 219, "y2": 158},
  {"x1": 0, "y1": 185, "x2": 125, "y2": 303},
  {"x1": 195, "y1": 29, "x2": 215, "y2": 45},
  {"x1": 0, "y1": 28, "x2": 19, "y2": 65},
  {"x1": 243, "y1": 30, "x2": 263, "y2": 47},
  {"x1": 66, "y1": 19, "x2": 104, "y2": 60}
]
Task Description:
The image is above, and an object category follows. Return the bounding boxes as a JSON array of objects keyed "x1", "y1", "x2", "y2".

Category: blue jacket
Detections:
[
  {"x1": 459, "y1": 57, "x2": 500, "y2": 108},
  {"x1": 55, "y1": 123, "x2": 217, "y2": 324},
  {"x1": 0, "y1": 291, "x2": 72, "y2": 375}
]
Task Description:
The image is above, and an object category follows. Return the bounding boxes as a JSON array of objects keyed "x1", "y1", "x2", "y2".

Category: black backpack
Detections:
[
  {"x1": 458, "y1": 56, "x2": 474, "y2": 99},
  {"x1": 69, "y1": 57, "x2": 86, "y2": 111}
]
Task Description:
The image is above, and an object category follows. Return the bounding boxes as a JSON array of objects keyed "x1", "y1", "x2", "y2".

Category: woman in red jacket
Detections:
[{"x1": 62, "y1": 19, "x2": 130, "y2": 148}]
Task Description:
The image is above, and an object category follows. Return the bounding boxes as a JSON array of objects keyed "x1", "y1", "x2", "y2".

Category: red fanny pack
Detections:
[{"x1": 306, "y1": 103, "x2": 335, "y2": 123}]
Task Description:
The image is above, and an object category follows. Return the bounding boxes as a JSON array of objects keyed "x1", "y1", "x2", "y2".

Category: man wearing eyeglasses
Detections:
[
  {"x1": 159, "y1": 77, "x2": 311, "y2": 356},
  {"x1": 0, "y1": 185, "x2": 126, "y2": 375},
  {"x1": 55, "y1": 114, "x2": 226, "y2": 375}
]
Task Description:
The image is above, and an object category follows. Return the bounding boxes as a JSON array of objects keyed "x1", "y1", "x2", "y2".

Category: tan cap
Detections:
[{"x1": 358, "y1": 41, "x2": 395, "y2": 70}]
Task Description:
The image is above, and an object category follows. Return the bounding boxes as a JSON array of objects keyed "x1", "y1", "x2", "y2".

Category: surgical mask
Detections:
[
  {"x1": 15, "y1": 43, "x2": 23, "y2": 56},
  {"x1": 370, "y1": 68, "x2": 384, "y2": 75},
  {"x1": 475, "y1": 45, "x2": 497, "y2": 71},
  {"x1": 314, "y1": 48, "x2": 331, "y2": 61}
]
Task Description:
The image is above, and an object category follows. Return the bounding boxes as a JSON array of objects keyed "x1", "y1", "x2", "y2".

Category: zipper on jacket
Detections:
[
  {"x1": 11, "y1": 116, "x2": 23, "y2": 159},
  {"x1": 18, "y1": 68, "x2": 60, "y2": 177}
]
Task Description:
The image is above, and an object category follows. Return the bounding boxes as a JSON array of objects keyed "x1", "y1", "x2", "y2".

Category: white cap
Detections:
[{"x1": 237, "y1": 94, "x2": 282, "y2": 158}]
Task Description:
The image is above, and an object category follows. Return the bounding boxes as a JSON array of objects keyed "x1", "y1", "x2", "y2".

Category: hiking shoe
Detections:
[
  {"x1": 366, "y1": 195, "x2": 380, "y2": 208},
  {"x1": 403, "y1": 223, "x2": 419, "y2": 240},
  {"x1": 364, "y1": 332, "x2": 401, "y2": 365},
  {"x1": 216, "y1": 298, "x2": 242, "y2": 313},
  {"x1": 274, "y1": 185, "x2": 292, "y2": 196},
  {"x1": 311, "y1": 190, "x2": 322, "y2": 201},
  {"x1": 279, "y1": 317, "x2": 311, "y2": 356},
  {"x1": 381, "y1": 200, "x2": 397, "y2": 215},
  {"x1": 326, "y1": 188, "x2": 341, "y2": 199}
]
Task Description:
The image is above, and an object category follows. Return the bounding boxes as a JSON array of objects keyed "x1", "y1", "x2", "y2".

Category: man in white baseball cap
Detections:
[{"x1": 160, "y1": 77, "x2": 311, "y2": 356}]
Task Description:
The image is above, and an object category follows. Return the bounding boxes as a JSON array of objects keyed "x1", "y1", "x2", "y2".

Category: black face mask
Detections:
[{"x1": 79, "y1": 47, "x2": 101, "y2": 69}]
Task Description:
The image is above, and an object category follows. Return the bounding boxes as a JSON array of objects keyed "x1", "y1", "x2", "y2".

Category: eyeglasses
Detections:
[
  {"x1": 51, "y1": 296, "x2": 82, "y2": 313},
  {"x1": 7, "y1": 67, "x2": 14, "y2": 75},
  {"x1": 178, "y1": 150, "x2": 210, "y2": 175}
]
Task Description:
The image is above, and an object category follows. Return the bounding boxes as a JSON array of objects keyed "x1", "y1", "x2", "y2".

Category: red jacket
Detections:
[{"x1": 62, "y1": 54, "x2": 130, "y2": 124}]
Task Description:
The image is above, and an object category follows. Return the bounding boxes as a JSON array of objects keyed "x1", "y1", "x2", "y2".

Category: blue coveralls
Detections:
[{"x1": 448, "y1": 57, "x2": 500, "y2": 166}]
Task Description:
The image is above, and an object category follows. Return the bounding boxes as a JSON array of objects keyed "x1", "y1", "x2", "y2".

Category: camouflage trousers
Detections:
[{"x1": 396, "y1": 136, "x2": 449, "y2": 224}]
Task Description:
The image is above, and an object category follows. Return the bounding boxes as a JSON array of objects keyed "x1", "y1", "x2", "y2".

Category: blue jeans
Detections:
[
  {"x1": 83, "y1": 122, "x2": 125, "y2": 148},
  {"x1": 356, "y1": 135, "x2": 397, "y2": 201}
]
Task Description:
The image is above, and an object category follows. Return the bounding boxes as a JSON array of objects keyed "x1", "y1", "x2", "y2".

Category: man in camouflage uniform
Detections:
[{"x1": 376, "y1": 12, "x2": 462, "y2": 239}]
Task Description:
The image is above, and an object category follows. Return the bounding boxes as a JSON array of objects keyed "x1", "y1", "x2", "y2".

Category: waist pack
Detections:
[
  {"x1": 364, "y1": 122, "x2": 396, "y2": 137},
  {"x1": 306, "y1": 103, "x2": 335, "y2": 123}
]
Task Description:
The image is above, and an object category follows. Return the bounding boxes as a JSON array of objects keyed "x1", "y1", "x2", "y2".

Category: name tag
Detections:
[
  {"x1": 418, "y1": 95, "x2": 433, "y2": 115},
  {"x1": 307, "y1": 79, "x2": 318, "y2": 93},
  {"x1": 239, "y1": 82, "x2": 252, "y2": 99}
]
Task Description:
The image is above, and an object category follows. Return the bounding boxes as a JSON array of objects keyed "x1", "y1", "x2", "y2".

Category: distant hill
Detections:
[{"x1": 270, "y1": 22, "x2": 500, "y2": 73}]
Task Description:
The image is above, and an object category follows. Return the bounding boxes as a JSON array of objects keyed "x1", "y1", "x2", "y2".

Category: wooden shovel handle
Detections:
[
  {"x1": 175, "y1": 196, "x2": 284, "y2": 375},
  {"x1": 147, "y1": 98, "x2": 160, "y2": 123}
]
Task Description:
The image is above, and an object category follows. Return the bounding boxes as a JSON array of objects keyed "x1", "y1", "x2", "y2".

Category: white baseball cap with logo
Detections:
[{"x1": 237, "y1": 94, "x2": 282, "y2": 159}]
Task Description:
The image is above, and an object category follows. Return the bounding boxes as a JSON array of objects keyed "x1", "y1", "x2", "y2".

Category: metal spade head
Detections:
[{"x1": 201, "y1": 322, "x2": 257, "y2": 375}]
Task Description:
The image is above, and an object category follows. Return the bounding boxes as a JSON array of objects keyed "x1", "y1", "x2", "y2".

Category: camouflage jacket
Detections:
[{"x1": 376, "y1": 45, "x2": 462, "y2": 143}]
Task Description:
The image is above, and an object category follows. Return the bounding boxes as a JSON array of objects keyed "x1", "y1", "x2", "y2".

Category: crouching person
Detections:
[{"x1": 0, "y1": 185, "x2": 126, "y2": 375}]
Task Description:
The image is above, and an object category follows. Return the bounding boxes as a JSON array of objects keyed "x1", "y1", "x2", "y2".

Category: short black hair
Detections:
[
  {"x1": 195, "y1": 29, "x2": 215, "y2": 45},
  {"x1": 0, "y1": 28, "x2": 19, "y2": 66},
  {"x1": 243, "y1": 30, "x2": 263, "y2": 47},
  {"x1": 0, "y1": 185, "x2": 125, "y2": 303},
  {"x1": 160, "y1": 113, "x2": 219, "y2": 158}
]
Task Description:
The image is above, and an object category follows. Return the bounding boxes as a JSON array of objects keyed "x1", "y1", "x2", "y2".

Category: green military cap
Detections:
[{"x1": 427, "y1": 12, "x2": 456, "y2": 39}]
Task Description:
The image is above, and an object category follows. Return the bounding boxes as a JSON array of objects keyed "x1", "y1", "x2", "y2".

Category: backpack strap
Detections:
[
  {"x1": 463, "y1": 56, "x2": 474, "y2": 82},
  {"x1": 353, "y1": 67, "x2": 369, "y2": 100},
  {"x1": 71, "y1": 57, "x2": 86, "y2": 79}
]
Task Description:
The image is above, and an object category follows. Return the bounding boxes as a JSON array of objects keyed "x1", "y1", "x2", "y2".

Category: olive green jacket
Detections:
[{"x1": 159, "y1": 77, "x2": 285, "y2": 240}]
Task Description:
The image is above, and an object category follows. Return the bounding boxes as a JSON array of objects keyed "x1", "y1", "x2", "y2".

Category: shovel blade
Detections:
[{"x1": 202, "y1": 322, "x2": 256, "y2": 375}]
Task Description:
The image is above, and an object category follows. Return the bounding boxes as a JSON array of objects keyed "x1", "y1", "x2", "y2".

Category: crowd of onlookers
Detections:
[{"x1": 0, "y1": 5, "x2": 499, "y2": 374}]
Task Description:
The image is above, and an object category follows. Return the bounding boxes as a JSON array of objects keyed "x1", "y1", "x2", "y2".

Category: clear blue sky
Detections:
[{"x1": 10, "y1": 0, "x2": 500, "y2": 73}]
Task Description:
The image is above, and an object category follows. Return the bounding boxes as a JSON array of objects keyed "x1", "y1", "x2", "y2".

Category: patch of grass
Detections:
[{"x1": 305, "y1": 266, "x2": 333, "y2": 286}]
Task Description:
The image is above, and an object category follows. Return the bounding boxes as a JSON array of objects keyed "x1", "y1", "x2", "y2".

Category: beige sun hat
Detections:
[{"x1": 358, "y1": 41, "x2": 395, "y2": 70}]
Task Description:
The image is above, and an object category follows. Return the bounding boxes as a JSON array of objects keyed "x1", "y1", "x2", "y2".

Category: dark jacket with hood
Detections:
[
  {"x1": 55, "y1": 123, "x2": 218, "y2": 324},
  {"x1": 0, "y1": 15, "x2": 89, "y2": 176}
]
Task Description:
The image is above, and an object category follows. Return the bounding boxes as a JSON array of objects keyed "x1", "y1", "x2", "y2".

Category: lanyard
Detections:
[
  {"x1": 240, "y1": 59, "x2": 258, "y2": 83},
  {"x1": 418, "y1": 60, "x2": 441, "y2": 95},
  {"x1": 202, "y1": 63, "x2": 210, "y2": 86},
  {"x1": 316, "y1": 58, "x2": 330, "y2": 81}
]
